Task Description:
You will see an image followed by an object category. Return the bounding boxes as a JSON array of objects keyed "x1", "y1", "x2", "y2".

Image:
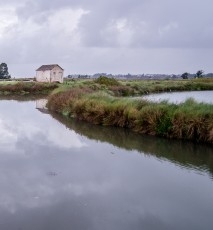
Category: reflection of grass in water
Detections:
[{"x1": 50, "y1": 112, "x2": 213, "y2": 177}]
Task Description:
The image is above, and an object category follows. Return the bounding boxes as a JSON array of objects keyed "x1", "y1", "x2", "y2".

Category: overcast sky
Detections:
[{"x1": 0, "y1": 0, "x2": 213, "y2": 77}]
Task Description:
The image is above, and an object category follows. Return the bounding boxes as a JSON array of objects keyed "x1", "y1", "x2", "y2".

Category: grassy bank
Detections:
[
  {"x1": 121, "y1": 78, "x2": 213, "y2": 95},
  {"x1": 47, "y1": 84, "x2": 213, "y2": 144},
  {"x1": 0, "y1": 81, "x2": 58, "y2": 95},
  {"x1": 59, "y1": 77, "x2": 213, "y2": 96}
]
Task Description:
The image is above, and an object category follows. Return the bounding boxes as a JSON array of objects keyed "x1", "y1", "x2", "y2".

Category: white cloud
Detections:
[
  {"x1": 0, "y1": 6, "x2": 18, "y2": 38},
  {"x1": 46, "y1": 127, "x2": 87, "y2": 149},
  {"x1": 0, "y1": 106, "x2": 87, "y2": 153},
  {"x1": 15, "y1": 119, "x2": 87, "y2": 149},
  {"x1": 105, "y1": 18, "x2": 134, "y2": 46},
  {"x1": 5, "y1": 7, "x2": 88, "y2": 44},
  {"x1": 158, "y1": 22, "x2": 179, "y2": 37},
  {"x1": 48, "y1": 8, "x2": 87, "y2": 34},
  {"x1": 0, "y1": 118, "x2": 18, "y2": 152}
]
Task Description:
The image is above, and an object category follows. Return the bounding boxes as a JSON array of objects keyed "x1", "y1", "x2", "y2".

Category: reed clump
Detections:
[
  {"x1": 170, "y1": 99, "x2": 213, "y2": 142},
  {"x1": 47, "y1": 87, "x2": 94, "y2": 113},
  {"x1": 134, "y1": 103, "x2": 175, "y2": 136}
]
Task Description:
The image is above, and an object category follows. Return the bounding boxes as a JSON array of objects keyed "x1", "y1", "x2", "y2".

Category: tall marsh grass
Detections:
[{"x1": 48, "y1": 88, "x2": 213, "y2": 144}]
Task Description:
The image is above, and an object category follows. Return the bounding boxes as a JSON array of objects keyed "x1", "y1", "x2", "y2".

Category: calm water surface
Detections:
[
  {"x1": 142, "y1": 90, "x2": 213, "y2": 103},
  {"x1": 0, "y1": 99, "x2": 213, "y2": 230}
]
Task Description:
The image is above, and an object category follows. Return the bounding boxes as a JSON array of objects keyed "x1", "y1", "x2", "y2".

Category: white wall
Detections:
[
  {"x1": 50, "y1": 66, "x2": 64, "y2": 83},
  {"x1": 36, "y1": 70, "x2": 51, "y2": 82}
]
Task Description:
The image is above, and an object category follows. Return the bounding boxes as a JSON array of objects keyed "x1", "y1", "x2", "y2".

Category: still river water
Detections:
[
  {"x1": 142, "y1": 90, "x2": 213, "y2": 104},
  {"x1": 0, "y1": 98, "x2": 213, "y2": 230}
]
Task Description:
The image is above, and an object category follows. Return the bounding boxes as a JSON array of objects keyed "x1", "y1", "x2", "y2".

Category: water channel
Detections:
[
  {"x1": 142, "y1": 90, "x2": 213, "y2": 103},
  {"x1": 0, "y1": 98, "x2": 213, "y2": 230}
]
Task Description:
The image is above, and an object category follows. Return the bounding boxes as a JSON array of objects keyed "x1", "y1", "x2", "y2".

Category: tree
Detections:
[
  {"x1": 0, "y1": 63, "x2": 11, "y2": 79},
  {"x1": 195, "y1": 70, "x2": 204, "y2": 78},
  {"x1": 181, "y1": 72, "x2": 189, "y2": 79}
]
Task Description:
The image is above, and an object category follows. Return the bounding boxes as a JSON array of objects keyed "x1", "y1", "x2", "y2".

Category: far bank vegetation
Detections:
[{"x1": 0, "y1": 81, "x2": 58, "y2": 95}]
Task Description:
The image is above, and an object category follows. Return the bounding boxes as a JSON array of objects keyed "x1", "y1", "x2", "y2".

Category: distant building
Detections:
[{"x1": 36, "y1": 64, "x2": 64, "y2": 83}]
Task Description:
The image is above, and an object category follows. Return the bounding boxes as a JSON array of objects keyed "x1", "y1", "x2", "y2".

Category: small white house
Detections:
[{"x1": 36, "y1": 64, "x2": 64, "y2": 83}]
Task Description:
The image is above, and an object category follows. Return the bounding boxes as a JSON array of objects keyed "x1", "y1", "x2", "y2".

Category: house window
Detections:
[{"x1": 53, "y1": 72, "x2": 56, "y2": 75}]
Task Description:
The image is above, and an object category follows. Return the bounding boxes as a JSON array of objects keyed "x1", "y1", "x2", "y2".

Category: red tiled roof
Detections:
[{"x1": 36, "y1": 64, "x2": 64, "y2": 71}]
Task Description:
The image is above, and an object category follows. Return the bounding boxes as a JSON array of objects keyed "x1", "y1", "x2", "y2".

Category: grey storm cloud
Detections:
[
  {"x1": 0, "y1": 0, "x2": 213, "y2": 76},
  {"x1": 6, "y1": 0, "x2": 213, "y2": 48},
  {"x1": 78, "y1": 0, "x2": 213, "y2": 48}
]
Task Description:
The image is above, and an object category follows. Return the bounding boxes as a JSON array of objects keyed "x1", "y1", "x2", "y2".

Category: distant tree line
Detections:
[
  {"x1": 0, "y1": 63, "x2": 11, "y2": 79},
  {"x1": 181, "y1": 70, "x2": 204, "y2": 79}
]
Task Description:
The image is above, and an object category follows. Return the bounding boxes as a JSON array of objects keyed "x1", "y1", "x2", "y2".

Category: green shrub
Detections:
[
  {"x1": 95, "y1": 76, "x2": 120, "y2": 86},
  {"x1": 109, "y1": 85, "x2": 134, "y2": 96}
]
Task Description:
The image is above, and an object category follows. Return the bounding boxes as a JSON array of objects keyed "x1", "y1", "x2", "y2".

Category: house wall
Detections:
[
  {"x1": 36, "y1": 66, "x2": 64, "y2": 83},
  {"x1": 36, "y1": 70, "x2": 51, "y2": 82},
  {"x1": 50, "y1": 66, "x2": 64, "y2": 83}
]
